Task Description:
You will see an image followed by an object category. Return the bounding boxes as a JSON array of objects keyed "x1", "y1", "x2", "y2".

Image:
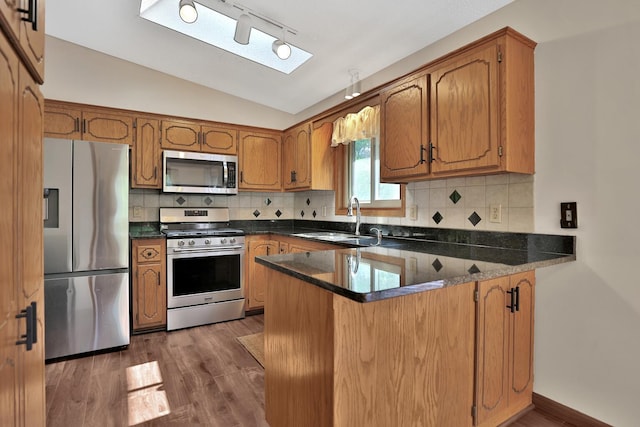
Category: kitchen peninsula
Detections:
[{"x1": 255, "y1": 232, "x2": 575, "y2": 427}]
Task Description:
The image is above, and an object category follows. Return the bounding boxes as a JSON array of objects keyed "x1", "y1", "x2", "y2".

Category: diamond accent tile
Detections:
[
  {"x1": 312, "y1": 210, "x2": 317, "y2": 218},
  {"x1": 300, "y1": 210, "x2": 305, "y2": 218},
  {"x1": 468, "y1": 211, "x2": 482, "y2": 227},
  {"x1": 432, "y1": 211, "x2": 443, "y2": 224},
  {"x1": 275, "y1": 209, "x2": 282, "y2": 218},
  {"x1": 204, "y1": 196, "x2": 213, "y2": 206},
  {"x1": 306, "y1": 198, "x2": 311, "y2": 206},
  {"x1": 265, "y1": 198, "x2": 272, "y2": 206},
  {"x1": 253, "y1": 209, "x2": 261, "y2": 218},
  {"x1": 468, "y1": 264, "x2": 481, "y2": 274},
  {"x1": 449, "y1": 190, "x2": 462, "y2": 204},
  {"x1": 176, "y1": 196, "x2": 186, "y2": 205},
  {"x1": 432, "y1": 259, "x2": 443, "y2": 272}
]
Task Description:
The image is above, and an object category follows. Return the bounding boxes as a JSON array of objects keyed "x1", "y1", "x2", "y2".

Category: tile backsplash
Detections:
[{"x1": 130, "y1": 173, "x2": 533, "y2": 233}]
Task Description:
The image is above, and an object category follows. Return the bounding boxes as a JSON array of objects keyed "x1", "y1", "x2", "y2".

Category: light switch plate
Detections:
[
  {"x1": 560, "y1": 202, "x2": 577, "y2": 228},
  {"x1": 409, "y1": 205, "x2": 418, "y2": 221}
]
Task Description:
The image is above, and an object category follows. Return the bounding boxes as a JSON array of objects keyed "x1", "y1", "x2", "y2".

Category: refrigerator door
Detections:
[
  {"x1": 44, "y1": 272, "x2": 130, "y2": 360},
  {"x1": 73, "y1": 141, "x2": 129, "y2": 272},
  {"x1": 43, "y1": 138, "x2": 73, "y2": 274}
]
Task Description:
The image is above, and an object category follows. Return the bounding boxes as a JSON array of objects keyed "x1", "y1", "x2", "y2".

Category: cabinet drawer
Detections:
[{"x1": 135, "y1": 243, "x2": 164, "y2": 263}]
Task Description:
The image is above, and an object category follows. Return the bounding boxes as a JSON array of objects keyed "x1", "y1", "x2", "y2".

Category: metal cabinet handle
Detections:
[
  {"x1": 17, "y1": 0, "x2": 37, "y2": 31},
  {"x1": 506, "y1": 286, "x2": 520, "y2": 313},
  {"x1": 15, "y1": 302, "x2": 37, "y2": 351},
  {"x1": 419, "y1": 144, "x2": 426, "y2": 164},
  {"x1": 429, "y1": 142, "x2": 435, "y2": 163}
]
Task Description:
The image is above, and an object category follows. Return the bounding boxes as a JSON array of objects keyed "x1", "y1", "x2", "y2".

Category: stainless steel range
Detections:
[{"x1": 160, "y1": 207, "x2": 245, "y2": 331}]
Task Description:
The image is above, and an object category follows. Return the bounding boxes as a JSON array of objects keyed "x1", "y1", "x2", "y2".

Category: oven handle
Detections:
[{"x1": 170, "y1": 246, "x2": 245, "y2": 253}]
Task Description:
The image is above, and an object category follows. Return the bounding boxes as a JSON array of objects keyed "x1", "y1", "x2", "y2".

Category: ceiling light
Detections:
[
  {"x1": 234, "y1": 13, "x2": 251, "y2": 45},
  {"x1": 344, "y1": 70, "x2": 361, "y2": 99},
  {"x1": 272, "y1": 40, "x2": 291, "y2": 60},
  {"x1": 178, "y1": 0, "x2": 197, "y2": 23}
]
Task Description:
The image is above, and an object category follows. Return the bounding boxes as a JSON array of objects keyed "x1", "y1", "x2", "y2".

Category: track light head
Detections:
[
  {"x1": 272, "y1": 40, "x2": 291, "y2": 60},
  {"x1": 179, "y1": 0, "x2": 197, "y2": 23},
  {"x1": 234, "y1": 14, "x2": 252, "y2": 44}
]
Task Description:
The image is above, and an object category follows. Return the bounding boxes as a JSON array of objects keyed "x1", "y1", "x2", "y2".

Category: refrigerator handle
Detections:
[{"x1": 43, "y1": 188, "x2": 49, "y2": 221}]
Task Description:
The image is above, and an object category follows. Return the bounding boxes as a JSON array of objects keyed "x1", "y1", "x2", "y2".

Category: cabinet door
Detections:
[
  {"x1": 430, "y1": 43, "x2": 500, "y2": 176},
  {"x1": 508, "y1": 271, "x2": 535, "y2": 410},
  {"x1": 132, "y1": 118, "x2": 162, "y2": 188},
  {"x1": 0, "y1": 32, "x2": 19, "y2": 427},
  {"x1": 44, "y1": 105, "x2": 82, "y2": 139},
  {"x1": 246, "y1": 239, "x2": 278, "y2": 310},
  {"x1": 82, "y1": 111, "x2": 134, "y2": 145},
  {"x1": 17, "y1": 61, "x2": 45, "y2": 427},
  {"x1": 239, "y1": 130, "x2": 282, "y2": 191},
  {"x1": 17, "y1": 0, "x2": 45, "y2": 83},
  {"x1": 201, "y1": 125, "x2": 238, "y2": 154},
  {"x1": 283, "y1": 123, "x2": 311, "y2": 190},
  {"x1": 161, "y1": 119, "x2": 200, "y2": 151},
  {"x1": 380, "y1": 73, "x2": 430, "y2": 182},
  {"x1": 475, "y1": 276, "x2": 510, "y2": 425}
]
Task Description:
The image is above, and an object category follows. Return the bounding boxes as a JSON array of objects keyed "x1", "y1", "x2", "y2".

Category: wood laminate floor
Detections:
[{"x1": 46, "y1": 314, "x2": 572, "y2": 427}]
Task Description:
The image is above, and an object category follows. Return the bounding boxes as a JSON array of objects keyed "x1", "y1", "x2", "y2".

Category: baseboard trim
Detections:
[{"x1": 532, "y1": 393, "x2": 612, "y2": 427}]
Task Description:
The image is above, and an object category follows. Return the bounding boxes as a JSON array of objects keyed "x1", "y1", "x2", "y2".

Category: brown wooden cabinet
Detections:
[
  {"x1": 475, "y1": 270, "x2": 535, "y2": 426},
  {"x1": 0, "y1": 0, "x2": 44, "y2": 83},
  {"x1": 132, "y1": 239, "x2": 167, "y2": 332},
  {"x1": 245, "y1": 236, "x2": 279, "y2": 311},
  {"x1": 380, "y1": 72, "x2": 430, "y2": 181},
  {"x1": 161, "y1": 119, "x2": 238, "y2": 154},
  {"x1": 238, "y1": 130, "x2": 282, "y2": 191},
  {"x1": 282, "y1": 121, "x2": 334, "y2": 191},
  {"x1": 132, "y1": 117, "x2": 162, "y2": 188},
  {"x1": 44, "y1": 102, "x2": 135, "y2": 145},
  {"x1": 0, "y1": 30, "x2": 45, "y2": 426},
  {"x1": 380, "y1": 28, "x2": 535, "y2": 183}
]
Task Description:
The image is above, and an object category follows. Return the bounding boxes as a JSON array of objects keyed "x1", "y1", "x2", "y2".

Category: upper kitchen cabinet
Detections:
[
  {"x1": 238, "y1": 129, "x2": 282, "y2": 191},
  {"x1": 132, "y1": 117, "x2": 162, "y2": 189},
  {"x1": 429, "y1": 29, "x2": 535, "y2": 177},
  {"x1": 44, "y1": 101, "x2": 135, "y2": 145},
  {"x1": 283, "y1": 122, "x2": 311, "y2": 190},
  {"x1": 283, "y1": 121, "x2": 334, "y2": 191},
  {"x1": 380, "y1": 27, "x2": 536, "y2": 183},
  {"x1": 0, "y1": 0, "x2": 45, "y2": 83},
  {"x1": 160, "y1": 119, "x2": 239, "y2": 155},
  {"x1": 379, "y1": 72, "x2": 430, "y2": 181}
]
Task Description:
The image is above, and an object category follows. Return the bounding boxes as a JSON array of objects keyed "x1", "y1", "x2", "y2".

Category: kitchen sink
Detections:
[{"x1": 292, "y1": 231, "x2": 379, "y2": 246}]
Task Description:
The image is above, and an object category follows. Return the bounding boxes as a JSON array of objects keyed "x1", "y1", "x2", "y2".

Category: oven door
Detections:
[{"x1": 167, "y1": 245, "x2": 244, "y2": 309}]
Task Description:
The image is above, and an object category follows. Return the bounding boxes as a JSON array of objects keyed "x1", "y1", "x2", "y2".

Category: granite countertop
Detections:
[
  {"x1": 129, "y1": 222, "x2": 163, "y2": 239},
  {"x1": 255, "y1": 232, "x2": 576, "y2": 303}
]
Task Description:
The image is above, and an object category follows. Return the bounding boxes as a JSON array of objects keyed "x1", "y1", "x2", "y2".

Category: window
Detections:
[
  {"x1": 332, "y1": 102, "x2": 405, "y2": 217},
  {"x1": 348, "y1": 137, "x2": 400, "y2": 208}
]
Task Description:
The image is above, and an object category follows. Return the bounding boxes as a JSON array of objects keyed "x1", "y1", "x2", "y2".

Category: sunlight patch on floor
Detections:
[{"x1": 126, "y1": 361, "x2": 171, "y2": 425}]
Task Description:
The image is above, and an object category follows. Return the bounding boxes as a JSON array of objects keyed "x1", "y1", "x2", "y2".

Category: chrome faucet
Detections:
[
  {"x1": 370, "y1": 227, "x2": 382, "y2": 245},
  {"x1": 346, "y1": 196, "x2": 361, "y2": 236}
]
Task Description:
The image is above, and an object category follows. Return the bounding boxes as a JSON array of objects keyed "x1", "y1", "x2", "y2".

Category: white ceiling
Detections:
[{"x1": 45, "y1": 0, "x2": 514, "y2": 114}]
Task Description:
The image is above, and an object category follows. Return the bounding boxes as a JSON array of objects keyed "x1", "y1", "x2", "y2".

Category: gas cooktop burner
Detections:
[{"x1": 159, "y1": 207, "x2": 244, "y2": 239}]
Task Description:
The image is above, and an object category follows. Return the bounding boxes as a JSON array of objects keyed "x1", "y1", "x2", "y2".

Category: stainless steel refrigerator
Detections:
[{"x1": 43, "y1": 138, "x2": 130, "y2": 360}]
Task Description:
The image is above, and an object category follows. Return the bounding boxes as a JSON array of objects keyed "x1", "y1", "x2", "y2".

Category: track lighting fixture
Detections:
[
  {"x1": 234, "y1": 13, "x2": 251, "y2": 44},
  {"x1": 272, "y1": 40, "x2": 291, "y2": 60},
  {"x1": 178, "y1": 0, "x2": 197, "y2": 23},
  {"x1": 344, "y1": 70, "x2": 361, "y2": 100}
]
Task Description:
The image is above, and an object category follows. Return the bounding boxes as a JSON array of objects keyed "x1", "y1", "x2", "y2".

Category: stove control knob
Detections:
[
  {"x1": 230, "y1": 238, "x2": 236, "y2": 244},
  {"x1": 220, "y1": 238, "x2": 228, "y2": 244},
  {"x1": 188, "y1": 239, "x2": 195, "y2": 246},
  {"x1": 178, "y1": 240, "x2": 185, "y2": 247},
  {"x1": 205, "y1": 239, "x2": 211, "y2": 245}
]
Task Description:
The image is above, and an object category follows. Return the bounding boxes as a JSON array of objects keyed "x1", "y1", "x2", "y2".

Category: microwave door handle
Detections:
[{"x1": 223, "y1": 162, "x2": 228, "y2": 187}]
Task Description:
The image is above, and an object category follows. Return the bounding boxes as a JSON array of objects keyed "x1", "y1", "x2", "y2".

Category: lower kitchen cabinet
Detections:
[
  {"x1": 245, "y1": 236, "x2": 279, "y2": 311},
  {"x1": 475, "y1": 270, "x2": 535, "y2": 426},
  {"x1": 132, "y1": 239, "x2": 167, "y2": 332}
]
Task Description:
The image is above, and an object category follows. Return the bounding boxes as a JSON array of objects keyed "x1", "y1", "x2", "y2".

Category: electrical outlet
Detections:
[
  {"x1": 322, "y1": 206, "x2": 327, "y2": 217},
  {"x1": 489, "y1": 204, "x2": 502, "y2": 223},
  {"x1": 133, "y1": 206, "x2": 143, "y2": 219},
  {"x1": 409, "y1": 205, "x2": 418, "y2": 221}
]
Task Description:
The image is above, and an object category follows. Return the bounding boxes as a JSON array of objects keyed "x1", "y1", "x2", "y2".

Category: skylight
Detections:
[{"x1": 139, "y1": 0, "x2": 312, "y2": 74}]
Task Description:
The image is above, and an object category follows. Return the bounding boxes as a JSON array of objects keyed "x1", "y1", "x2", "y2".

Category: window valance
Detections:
[{"x1": 331, "y1": 105, "x2": 380, "y2": 147}]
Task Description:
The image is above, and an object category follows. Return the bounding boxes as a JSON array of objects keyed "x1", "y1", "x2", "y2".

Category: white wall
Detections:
[{"x1": 44, "y1": 0, "x2": 640, "y2": 425}]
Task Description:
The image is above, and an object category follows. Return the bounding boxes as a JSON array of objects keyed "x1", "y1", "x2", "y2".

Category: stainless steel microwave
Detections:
[{"x1": 163, "y1": 150, "x2": 238, "y2": 195}]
